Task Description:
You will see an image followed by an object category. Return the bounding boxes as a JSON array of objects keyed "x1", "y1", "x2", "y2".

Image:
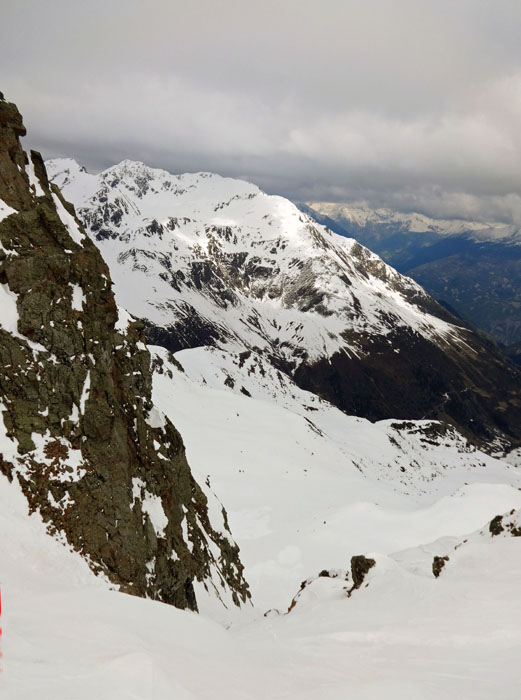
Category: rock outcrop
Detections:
[
  {"x1": 432, "y1": 555, "x2": 449, "y2": 578},
  {"x1": 348, "y1": 555, "x2": 376, "y2": 592},
  {"x1": 0, "y1": 93, "x2": 250, "y2": 611}
]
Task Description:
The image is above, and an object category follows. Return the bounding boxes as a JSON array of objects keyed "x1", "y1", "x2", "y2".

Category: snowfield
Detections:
[
  {"x1": 1, "y1": 157, "x2": 520, "y2": 698},
  {"x1": 150, "y1": 344, "x2": 521, "y2": 612},
  {"x1": 2, "y1": 340, "x2": 521, "y2": 699}
]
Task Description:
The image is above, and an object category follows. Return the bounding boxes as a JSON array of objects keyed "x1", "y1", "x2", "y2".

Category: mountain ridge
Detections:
[
  {"x1": 303, "y1": 201, "x2": 521, "y2": 348},
  {"x1": 47, "y1": 157, "x2": 521, "y2": 450},
  {"x1": 303, "y1": 201, "x2": 521, "y2": 245}
]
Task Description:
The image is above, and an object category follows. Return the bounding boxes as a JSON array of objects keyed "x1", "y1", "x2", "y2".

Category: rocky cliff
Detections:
[{"x1": 0, "y1": 93, "x2": 250, "y2": 611}]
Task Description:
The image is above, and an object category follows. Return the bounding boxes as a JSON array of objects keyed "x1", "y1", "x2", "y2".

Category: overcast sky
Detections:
[{"x1": 3, "y1": 0, "x2": 521, "y2": 222}]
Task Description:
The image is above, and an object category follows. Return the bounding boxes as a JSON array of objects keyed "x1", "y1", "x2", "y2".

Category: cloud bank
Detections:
[{"x1": 2, "y1": 0, "x2": 521, "y2": 222}]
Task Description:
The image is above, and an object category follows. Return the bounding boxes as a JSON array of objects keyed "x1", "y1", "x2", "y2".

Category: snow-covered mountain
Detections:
[
  {"x1": 47, "y1": 158, "x2": 521, "y2": 449},
  {"x1": 46, "y1": 158, "x2": 456, "y2": 358},
  {"x1": 305, "y1": 201, "x2": 521, "y2": 243},
  {"x1": 303, "y1": 201, "x2": 521, "y2": 348}
]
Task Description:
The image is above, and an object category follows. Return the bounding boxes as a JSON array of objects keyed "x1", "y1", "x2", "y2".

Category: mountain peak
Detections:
[{"x1": 48, "y1": 157, "x2": 521, "y2": 449}]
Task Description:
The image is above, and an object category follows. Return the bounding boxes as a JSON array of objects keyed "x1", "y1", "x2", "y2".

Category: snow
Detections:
[
  {"x1": 67, "y1": 402, "x2": 80, "y2": 424},
  {"x1": 0, "y1": 198, "x2": 16, "y2": 223},
  {"x1": 2, "y1": 444, "x2": 521, "y2": 698},
  {"x1": 114, "y1": 305, "x2": 133, "y2": 333},
  {"x1": 70, "y1": 283, "x2": 86, "y2": 311},
  {"x1": 145, "y1": 406, "x2": 166, "y2": 429},
  {"x1": 0, "y1": 283, "x2": 21, "y2": 337},
  {"x1": 132, "y1": 476, "x2": 144, "y2": 501},
  {"x1": 503, "y1": 447, "x2": 521, "y2": 467},
  {"x1": 132, "y1": 477, "x2": 168, "y2": 537},
  {"x1": 25, "y1": 159, "x2": 45, "y2": 198},
  {"x1": 79, "y1": 370, "x2": 90, "y2": 414},
  {"x1": 0, "y1": 403, "x2": 20, "y2": 463},
  {"x1": 307, "y1": 200, "x2": 521, "y2": 244},
  {"x1": 43, "y1": 158, "x2": 99, "y2": 204},
  {"x1": 149, "y1": 345, "x2": 521, "y2": 612},
  {"x1": 141, "y1": 492, "x2": 168, "y2": 537},
  {"x1": 2, "y1": 338, "x2": 521, "y2": 696},
  {"x1": 51, "y1": 193, "x2": 85, "y2": 244}
]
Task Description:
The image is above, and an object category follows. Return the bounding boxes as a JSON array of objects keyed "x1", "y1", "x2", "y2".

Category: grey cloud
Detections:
[{"x1": 3, "y1": 0, "x2": 521, "y2": 222}]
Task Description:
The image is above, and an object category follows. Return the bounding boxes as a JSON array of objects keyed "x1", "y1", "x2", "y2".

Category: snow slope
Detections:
[
  {"x1": 2, "y1": 353, "x2": 521, "y2": 698},
  {"x1": 1, "y1": 297, "x2": 520, "y2": 697},
  {"x1": 3, "y1": 527, "x2": 521, "y2": 700},
  {"x1": 149, "y1": 344, "x2": 521, "y2": 610},
  {"x1": 0, "y1": 475, "x2": 260, "y2": 699},
  {"x1": 3, "y1": 155, "x2": 512, "y2": 696}
]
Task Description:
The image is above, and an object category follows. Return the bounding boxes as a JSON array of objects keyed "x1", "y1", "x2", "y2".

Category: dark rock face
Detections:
[
  {"x1": 487, "y1": 511, "x2": 521, "y2": 537},
  {"x1": 0, "y1": 97, "x2": 32, "y2": 211},
  {"x1": 506, "y1": 342, "x2": 521, "y2": 367},
  {"x1": 489, "y1": 515, "x2": 505, "y2": 536},
  {"x1": 432, "y1": 555, "x2": 449, "y2": 578},
  {"x1": 293, "y1": 325, "x2": 521, "y2": 450},
  {"x1": 142, "y1": 313, "x2": 229, "y2": 355},
  {"x1": 348, "y1": 555, "x2": 376, "y2": 593},
  {"x1": 481, "y1": 509, "x2": 521, "y2": 537},
  {"x1": 408, "y1": 248, "x2": 521, "y2": 348},
  {"x1": 0, "y1": 95, "x2": 250, "y2": 611}
]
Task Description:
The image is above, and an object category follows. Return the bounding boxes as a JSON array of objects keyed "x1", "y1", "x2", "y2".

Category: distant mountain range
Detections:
[{"x1": 301, "y1": 202, "x2": 521, "y2": 354}]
